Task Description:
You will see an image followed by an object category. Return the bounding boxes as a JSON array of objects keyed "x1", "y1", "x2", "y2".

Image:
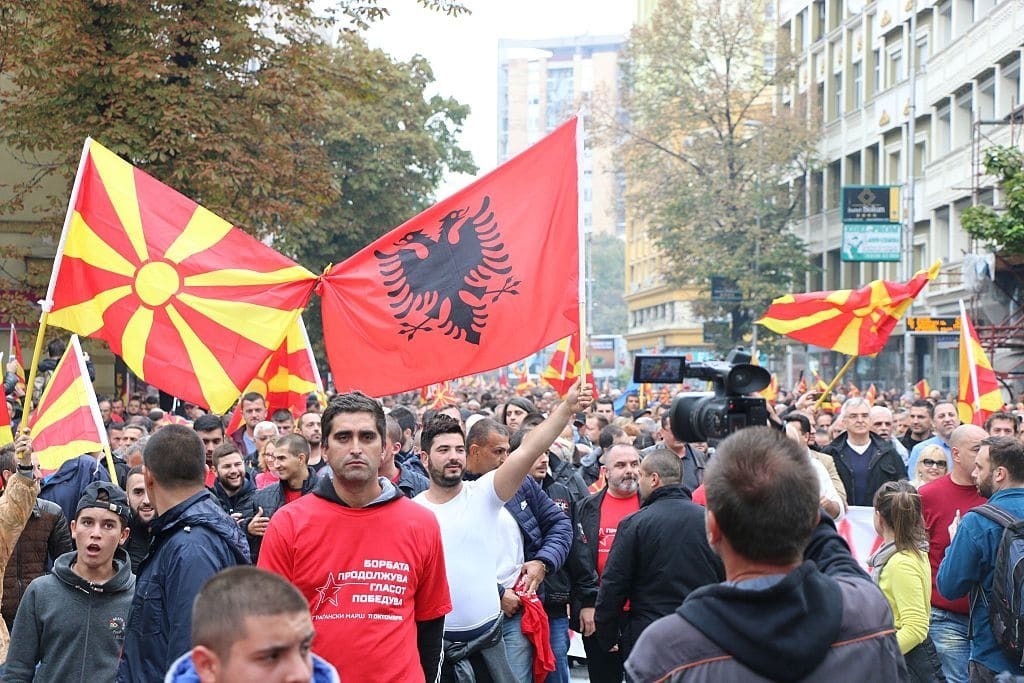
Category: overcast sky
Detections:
[{"x1": 364, "y1": 1, "x2": 635, "y2": 196}]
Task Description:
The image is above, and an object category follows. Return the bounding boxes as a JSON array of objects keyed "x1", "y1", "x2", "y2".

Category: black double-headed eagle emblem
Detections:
[{"x1": 374, "y1": 196, "x2": 520, "y2": 345}]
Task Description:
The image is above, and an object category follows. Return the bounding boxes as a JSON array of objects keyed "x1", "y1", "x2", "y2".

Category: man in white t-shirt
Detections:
[{"x1": 415, "y1": 380, "x2": 591, "y2": 682}]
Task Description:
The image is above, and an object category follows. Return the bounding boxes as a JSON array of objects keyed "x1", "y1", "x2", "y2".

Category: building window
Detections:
[
  {"x1": 545, "y1": 67, "x2": 574, "y2": 132},
  {"x1": 872, "y1": 49, "x2": 882, "y2": 95},
  {"x1": 889, "y1": 48, "x2": 904, "y2": 86},
  {"x1": 935, "y1": 102, "x2": 952, "y2": 156},
  {"x1": 852, "y1": 60, "x2": 863, "y2": 108},
  {"x1": 827, "y1": 159, "x2": 841, "y2": 209},
  {"x1": 833, "y1": 71, "x2": 843, "y2": 118},
  {"x1": 915, "y1": 34, "x2": 929, "y2": 71},
  {"x1": 937, "y1": 0, "x2": 952, "y2": 46}
]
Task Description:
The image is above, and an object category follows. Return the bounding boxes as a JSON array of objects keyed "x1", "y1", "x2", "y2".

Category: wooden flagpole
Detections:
[
  {"x1": 814, "y1": 356, "x2": 857, "y2": 411},
  {"x1": 21, "y1": 139, "x2": 94, "y2": 426}
]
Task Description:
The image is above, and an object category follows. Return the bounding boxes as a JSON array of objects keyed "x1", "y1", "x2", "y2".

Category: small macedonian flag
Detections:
[
  {"x1": 225, "y1": 315, "x2": 324, "y2": 433},
  {"x1": 28, "y1": 335, "x2": 108, "y2": 471},
  {"x1": 46, "y1": 140, "x2": 318, "y2": 413}
]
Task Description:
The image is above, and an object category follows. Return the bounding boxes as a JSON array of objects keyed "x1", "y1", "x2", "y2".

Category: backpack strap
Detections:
[{"x1": 970, "y1": 503, "x2": 1020, "y2": 529}]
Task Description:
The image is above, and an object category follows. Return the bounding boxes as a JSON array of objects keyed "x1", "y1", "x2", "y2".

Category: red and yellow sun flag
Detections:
[
  {"x1": 865, "y1": 383, "x2": 878, "y2": 404},
  {"x1": 757, "y1": 261, "x2": 941, "y2": 356},
  {"x1": 224, "y1": 316, "x2": 324, "y2": 432},
  {"x1": 541, "y1": 333, "x2": 596, "y2": 398},
  {"x1": 27, "y1": 335, "x2": 107, "y2": 471},
  {"x1": 957, "y1": 300, "x2": 1003, "y2": 426},
  {"x1": 46, "y1": 139, "x2": 317, "y2": 413}
]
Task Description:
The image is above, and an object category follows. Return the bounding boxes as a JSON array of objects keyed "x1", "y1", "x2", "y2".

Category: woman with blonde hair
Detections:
[{"x1": 911, "y1": 444, "x2": 949, "y2": 488}]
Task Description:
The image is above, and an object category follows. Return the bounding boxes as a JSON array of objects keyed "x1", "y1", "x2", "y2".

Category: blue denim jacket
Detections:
[{"x1": 937, "y1": 487, "x2": 1024, "y2": 675}]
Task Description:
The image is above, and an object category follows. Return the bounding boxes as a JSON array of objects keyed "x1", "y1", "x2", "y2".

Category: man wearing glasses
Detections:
[{"x1": 822, "y1": 398, "x2": 904, "y2": 507}]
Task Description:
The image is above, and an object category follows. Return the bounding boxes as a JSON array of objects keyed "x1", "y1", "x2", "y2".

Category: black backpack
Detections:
[{"x1": 971, "y1": 503, "x2": 1024, "y2": 666}]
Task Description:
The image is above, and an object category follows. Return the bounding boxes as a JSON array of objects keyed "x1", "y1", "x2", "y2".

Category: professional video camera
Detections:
[{"x1": 632, "y1": 347, "x2": 771, "y2": 443}]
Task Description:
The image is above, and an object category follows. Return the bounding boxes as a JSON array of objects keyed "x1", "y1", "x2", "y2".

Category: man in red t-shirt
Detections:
[
  {"x1": 920, "y1": 423, "x2": 987, "y2": 683},
  {"x1": 574, "y1": 443, "x2": 641, "y2": 683},
  {"x1": 258, "y1": 393, "x2": 451, "y2": 681}
]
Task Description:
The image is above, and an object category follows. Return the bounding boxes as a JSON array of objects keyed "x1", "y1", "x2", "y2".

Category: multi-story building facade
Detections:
[
  {"x1": 497, "y1": 35, "x2": 626, "y2": 238},
  {"x1": 778, "y1": 0, "x2": 1024, "y2": 393}
]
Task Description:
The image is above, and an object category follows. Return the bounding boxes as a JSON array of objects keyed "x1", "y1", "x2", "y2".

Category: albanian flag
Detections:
[
  {"x1": 46, "y1": 140, "x2": 317, "y2": 413},
  {"x1": 320, "y1": 117, "x2": 580, "y2": 396},
  {"x1": 757, "y1": 261, "x2": 940, "y2": 356}
]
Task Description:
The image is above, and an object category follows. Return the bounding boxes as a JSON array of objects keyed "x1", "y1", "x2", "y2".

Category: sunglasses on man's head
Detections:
[{"x1": 921, "y1": 459, "x2": 947, "y2": 468}]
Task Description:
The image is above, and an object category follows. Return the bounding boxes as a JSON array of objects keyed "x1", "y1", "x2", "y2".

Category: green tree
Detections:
[
  {"x1": 611, "y1": 0, "x2": 820, "y2": 352},
  {"x1": 962, "y1": 145, "x2": 1024, "y2": 255},
  {"x1": 0, "y1": 1, "x2": 474, "y2": 364},
  {"x1": 0, "y1": 0, "x2": 469, "y2": 241},
  {"x1": 283, "y1": 33, "x2": 477, "y2": 359},
  {"x1": 589, "y1": 233, "x2": 627, "y2": 335}
]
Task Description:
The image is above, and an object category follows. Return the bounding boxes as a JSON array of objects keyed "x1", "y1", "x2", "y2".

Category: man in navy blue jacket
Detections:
[
  {"x1": 117, "y1": 425, "x2": 250, "y2": 683},
  {"x1": 465, "y1": 418, "x2": 572, "y2": 683}
]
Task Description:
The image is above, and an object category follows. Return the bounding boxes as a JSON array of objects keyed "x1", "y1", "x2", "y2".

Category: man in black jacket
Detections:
[
  {"x1": 594, "y1": 449, "x2": 724, "y2": 659},
  {"x1": 530, "y1": 442, "x2": 597, "y2": 683},
  {"x1": 247, "y1": 433, "x2": 317, "y2": 562},
  {"x1": 573, "y1": 444, "x2": 642, "y2": 683},
  {"x1": 208, "y1": 443, "x2": 258, "y2": 526},
  {"x1": 822, "y1": 397, "x2": 905, "y2": 506}
]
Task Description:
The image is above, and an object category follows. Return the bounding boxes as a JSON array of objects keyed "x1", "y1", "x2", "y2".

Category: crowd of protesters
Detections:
[{"x1": 4, "y1": 348, "x2": 1024, "y2": 681}]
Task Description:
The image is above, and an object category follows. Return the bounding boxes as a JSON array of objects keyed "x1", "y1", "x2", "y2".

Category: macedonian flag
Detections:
[
  {"x1": 28, "y1": 335, "x2": 107, "y2": 471},
  {"x1": 756, "y1": 261, "x2": 941, "y2": 356},
  {"x1": 46, "y1": 140, "x2": 318, "y2": 413},
  {"x1": 224, "y1": 315, "x2": 323, "y2": 433}
]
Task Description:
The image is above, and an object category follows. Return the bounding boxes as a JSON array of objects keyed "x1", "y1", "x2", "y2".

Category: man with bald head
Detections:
[{"x1": 919, "y1": 423, "x2": 987, "y2": 683}]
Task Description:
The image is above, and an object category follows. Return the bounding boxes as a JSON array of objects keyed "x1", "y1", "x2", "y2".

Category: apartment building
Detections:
[
  {"x1": 779, "y1": 0, "x2": 1024, "y2": 392},
  {"x1": 497, "y1": 35, "x2": 626, "y2": 238}
]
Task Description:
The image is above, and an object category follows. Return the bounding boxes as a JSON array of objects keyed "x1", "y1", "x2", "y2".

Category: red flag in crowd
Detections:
[
  {"x1": 514, "y1": 365, "x2": 532, "y2": 396},
  {"x1": 914, "y1": 379, "x2": 931, "y2": 399},
  {"x1": 846, "y1": 382, "x2": 861, "y2": 397},
  {"x1": 45, "y1": 139, "x2": 317, "y2": 413},
  {"x1": 794, "y1": 376, "x2": 808, "y2": 394},
  {"x1": 427, "y1": 381, "x2": 458, "y2": 410},
  {"x1": 957, "y1": 301, "x2": 1003, "y2": 426},
  {"x1": 9, "y1": 325, "x2": 25, "y2": 397},
  {"x1": 225, "y1": 316, "x2": 323, "y2": 432},
  {"x1": 319, "y1": 118, "x2": 580, "y2": 396},
  {"x1": 865, "y1": 384, "x2": 877, "y2": 404},
  {"x1": 757, "y1": 261, "x2": 941, "y2": 356},
  {"x1": 28, "y1": 335, "x2": 107, "y2": 472},
  {"x1": 0, "y1": 355, "x2": 12, "y2": 445},
  {"x1": 541, "y1": 333, "x2": 596, "y2": 398}
]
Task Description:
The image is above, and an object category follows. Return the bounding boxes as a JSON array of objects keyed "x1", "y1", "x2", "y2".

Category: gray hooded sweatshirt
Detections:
[{"x1": 5, "y1": 546, "x2": 135, "y2": 682}]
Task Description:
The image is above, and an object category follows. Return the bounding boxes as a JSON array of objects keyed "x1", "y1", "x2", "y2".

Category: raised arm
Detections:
[{"x1": 493, "y1": 380, "x2": 592, "y2": 501}]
